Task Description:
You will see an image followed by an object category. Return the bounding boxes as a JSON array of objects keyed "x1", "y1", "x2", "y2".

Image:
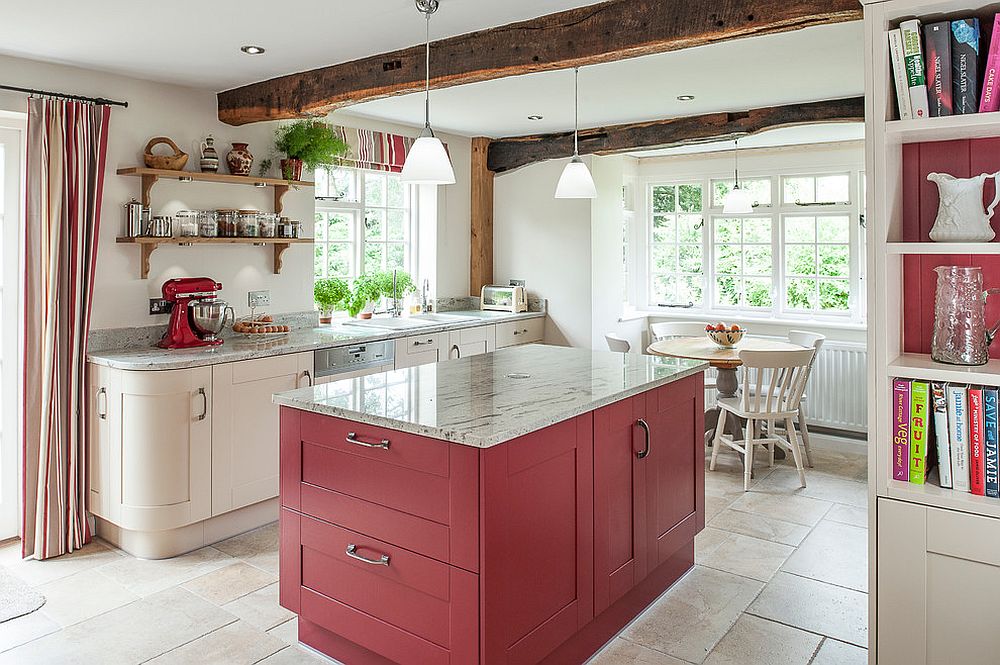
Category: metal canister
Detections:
[{"x1": 124, "y1": 199, "x2": 143, "y2": 237}]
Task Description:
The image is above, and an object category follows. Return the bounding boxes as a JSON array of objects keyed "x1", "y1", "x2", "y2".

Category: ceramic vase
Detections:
[
  {"x1": 200, "y1": 135, "x2": 219, "y2": 173},
  {"x1": 280, "y1": 158, "x2": 303, "y2": 181},
  {"x1": 226, "y1": 142, "x2": 254, "y2": 176},
  {"x1": 927, "y1": 171, "x2": 1000, "y2": 242}
]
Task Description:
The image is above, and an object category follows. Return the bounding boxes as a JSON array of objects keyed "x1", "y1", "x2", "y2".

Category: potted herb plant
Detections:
[
  {"x1": 274, "y1": 120, "x2": 349, "y2": 181},
  {"x1": 314, "y1": 277, "x2": 349, "y2": 324},
  {"x1": 344, "y1": 273, "x2": 383, "y2": 319}
]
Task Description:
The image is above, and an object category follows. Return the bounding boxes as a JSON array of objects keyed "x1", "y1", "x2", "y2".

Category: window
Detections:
[
  {"x1": 644, "y1": 168, "x2": 862, "y2": 322},
  {"x1": 314, "y1": 167, "x2": 416, "y2": 281}
]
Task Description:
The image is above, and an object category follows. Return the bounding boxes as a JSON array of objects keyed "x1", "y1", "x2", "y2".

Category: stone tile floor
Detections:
[{"x1": 0, "y1": 441, "x2": 868, "y2": 664}]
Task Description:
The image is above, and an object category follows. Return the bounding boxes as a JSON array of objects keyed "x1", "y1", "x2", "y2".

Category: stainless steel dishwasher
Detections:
[{"x1": 313, "y1": 341, "x2": 395, "y2": 384}]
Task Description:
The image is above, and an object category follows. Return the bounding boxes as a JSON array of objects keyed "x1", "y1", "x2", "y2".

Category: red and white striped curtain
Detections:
[
  {"x1": 334, "y1": 126, "x2": 446, "y2": 173},
  {"x1": 22, "y1": 98, "x2": 111, "y2": 560}
]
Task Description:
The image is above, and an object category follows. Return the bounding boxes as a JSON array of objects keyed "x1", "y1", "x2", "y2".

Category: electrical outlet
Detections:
[
  {"x1": 149, "y1": 298, "x2": 172, "y2": 315},
  {"x1": 248, "y1": 290, "x2": 271, "y2": 308}
]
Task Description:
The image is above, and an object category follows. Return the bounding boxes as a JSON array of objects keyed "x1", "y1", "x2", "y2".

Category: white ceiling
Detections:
[
  {"x1": 0, "y1": 0, "x2": 604, "y2": 90},
  {"x1": 629, "y1": 123, "x2": 866, "y2": 159},
  {"x1": 343, "y1": 22, "x2": 864, "y2": 138}
]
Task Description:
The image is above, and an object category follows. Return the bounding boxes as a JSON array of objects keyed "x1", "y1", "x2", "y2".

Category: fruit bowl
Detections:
[{"x1": 705, "y1": 324, "x2": 746, "y2": 349}]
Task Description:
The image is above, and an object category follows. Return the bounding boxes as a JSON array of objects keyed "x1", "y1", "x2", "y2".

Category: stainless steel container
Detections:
[
  {"x1": 190, "y1": 299, "x2": 233, "y2": 343},
  {"x1": 124, "y1": 199, "x2": 143, "y2": 237},
  {"x1": 146, "y1": 216, "x2": 172, "y2": 237}
]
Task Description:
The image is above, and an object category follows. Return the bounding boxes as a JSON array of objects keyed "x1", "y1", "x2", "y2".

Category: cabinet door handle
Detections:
[
  {"x1": 636, "y1": 418, "x2": 651, "y2": 459},
  {"x1": 346, "y1": 544, "x2": 390, "y2": 566},
  {"x1": 196, "y1": 388, "x2": 208, "y2": 421},
  {"x1": 451, "y1": 344, "x2": 461, "y2": 359},
  {"x1": 97, "y1": 387, "x2": 108, "y2": 420},
  {"x1": 302, "y1": 370, "x2": 313, "y2": 387},
  {"x1": 346, "y1": 432, "x2": 390, "y2": 450}
]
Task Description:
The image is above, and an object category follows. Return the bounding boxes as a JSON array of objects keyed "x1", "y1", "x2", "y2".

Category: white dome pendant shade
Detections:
[
  {"x1": 401, "y1": 0, "x2": 455, "y2": 186},
  {"x1": 555, "y1": 67, "x2": 597, "y2": 200},
  {"x1": 722, "y1": 138, "x2": 754, "y2": 215}
]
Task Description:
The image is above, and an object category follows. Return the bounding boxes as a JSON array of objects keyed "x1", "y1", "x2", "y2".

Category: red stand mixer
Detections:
[{"x1": 157, "y1": 277, "x2": 232, "y2": 349}]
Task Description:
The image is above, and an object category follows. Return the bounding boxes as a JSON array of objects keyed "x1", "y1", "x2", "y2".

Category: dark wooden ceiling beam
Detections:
[
  {"x1": 217, "y1": 0, "x2": 862, "y2": 126},
  {"x1": 486, "y1": 97, "x2": 865, "y2": 173}
]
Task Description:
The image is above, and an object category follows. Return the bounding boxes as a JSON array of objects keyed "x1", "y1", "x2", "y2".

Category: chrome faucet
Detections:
[
  {"x1": 422, "y1": 278, "x2": 431, "y2": 312},
  {"x1": 391, "y1": 270, "x2": 401, "y2": 317}
]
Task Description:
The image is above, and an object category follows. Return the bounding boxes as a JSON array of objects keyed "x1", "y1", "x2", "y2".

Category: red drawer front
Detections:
[{"x1": 284, "y1": 510, "x2": 478, "y2": 665}]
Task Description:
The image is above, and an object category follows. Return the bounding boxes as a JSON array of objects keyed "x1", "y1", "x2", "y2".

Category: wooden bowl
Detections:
[
  {"x1": 143, "y1": 136, "x2": 189, "y2": 171},
  {"x1": 706, "y1": 328, "x2": 746, "y2": 349}
]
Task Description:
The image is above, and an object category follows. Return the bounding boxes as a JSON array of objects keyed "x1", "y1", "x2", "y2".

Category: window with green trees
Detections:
[{"x1": 649, "y1": 183, "x2": 705, "y2": 306}]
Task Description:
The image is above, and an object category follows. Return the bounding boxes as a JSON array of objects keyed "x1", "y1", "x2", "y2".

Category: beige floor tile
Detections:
[
  {"x1": 267, "y1": 617, "x2": 299, "y2": 645},
  {"x1": 588, "y1": 638, "x2": 688, "y2": 664},
  {"x1": 622, "y1": 565, "x2": 764, "y2": 664},
  {"x1": 1, "y1": 540, "x2": 123, "y2": 587},
  {"x1": 754, "y1": 467, "x2": 868, "y2": 508},
  {"x1": 0, "y1": 587, "x2": 235, "y2": 665},
  {"x1": 704, "y1": 494, "x2": 734, "y2": 522},
  {"x1": 257, "y1": 644, "x2": 339, "y2": 664},
  {"x1": 36, "y1": 568, "x2": 139, "y2": 627},
  {"x1": 695, "y1": 527, "x2": 730, "y2": 560},
  {"x1": 222, "y1": 582, "x2": 294, "y2": 631},
  {"x1": 213, "y1": 523, "x2": 280, "y2": 574},
  {"x1": 807, "y1": 445, "x2": 868, "y2": 479},
  {"x1": 145, "y1": 619, "x2": 285, "y2": 664},
  {"x1": 781, "y1": 521, "x2": 868, "y2": 592},
  {"x1": 181, "y1": 561, "x2": 277, "y2": 606},
  {"x1": 698, "y1": 532, "x2": 795, "y2": 583},
  {"x1": 748, "y1": 572, "x2": 867, "y2": 647},
  {"x1": 810, "y1": 638, "x2": 868, "y2": 665},
  {"x1": 826, "y1": 503, "x2": 869, "y2": 529},
  {"x1": 708, "y1": 509, "x2": 811, "y2": 547},
  {"x1": 97, "y1": 545, "x2": 234, "y2": 597},
  {"x1": 703, "y1": 614, "x2": 821, "y2": 665},
  {"x1": 0, "y1": 609, "x2": 60, "y2": 652},
  {"x1": 728, "y1": 491, "x2": 833, "y2": 527}
]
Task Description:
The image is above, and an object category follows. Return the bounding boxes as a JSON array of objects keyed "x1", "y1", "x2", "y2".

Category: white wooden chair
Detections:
[
  {"x1": 648, "y1": 321, "x2": 717, "y2": 391},
  {"x1": 605, "y1": 333, "x2": 631, "y2": 353},
  {"x1": 710, "y1": 348, "x2": 816, "y2": 491}
]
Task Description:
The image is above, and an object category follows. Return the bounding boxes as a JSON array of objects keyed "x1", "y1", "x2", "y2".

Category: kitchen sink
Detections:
[
  {"x1": 342, "y1": 317, "x2": 440, "y2": 330},
  {"x1": 409, "y1": 313, "x2": 477, "y2": 323}
]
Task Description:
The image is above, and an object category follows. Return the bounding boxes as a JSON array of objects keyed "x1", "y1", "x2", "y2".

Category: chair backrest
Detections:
[
  {"x1": 605, "y1": 333, "x2": 631, "y2": 353},
  {"x1": 788, "y1": 330, "x2": 826, "y2": 372},
  {"x1": 649, "y1": 321, "x2": 711, "y2": 341},
  {"x1": 738, "y1": 348, "x2": 816, "y2": 415}
]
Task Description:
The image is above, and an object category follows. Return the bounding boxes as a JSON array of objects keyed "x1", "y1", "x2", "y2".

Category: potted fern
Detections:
[
  {"x1": 274, "y1": 120, "x2": 349, "y2": 181},
  {"x1": 314, "y1": 278, "x2": 349, "y2": 324}
]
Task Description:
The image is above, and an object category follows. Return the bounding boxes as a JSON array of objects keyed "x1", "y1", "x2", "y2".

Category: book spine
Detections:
[
  {"x1": 970, "y1": 387, "x2": 985, "y2": 495},
  {"x1": 948, "y1": 384, "x2": 971, "y2": 492},
  {"x1": 980, "y1": 14, "x2": 1000, "y2": 112},
  {"x1": 986, "y1": 387, "x2": 999, "y2": 498},
  {"x1": 889, "y1": 29, "x2": 914, "y2": 120},
  {"x1": 932, "y1": 382, "x2": 953, "y2": 489},
  {"x1": 893, "y1": 379, "x2": 911, "y2": 481},
  {"x1": 900, "y1": 19, "x2": 931, "y2": 118},
  {"x1": 925, "y1": 22, "x2": 954, "y2": 116},
  {"x1": 952, "y1": 19, "x2": 981, "y2": 114},
  {"x1": 910, "y1": 381, "x2": 931, "y2": 483}
]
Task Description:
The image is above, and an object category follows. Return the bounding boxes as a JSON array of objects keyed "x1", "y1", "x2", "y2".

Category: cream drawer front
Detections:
[
  {"x1": 447, "y1": 325, "x2": 496, "y2": 360},
  {"x1": 496, "y1": 318, "x2": 544, "y2": 348},
  {"x1": 395, "y1": 334, "x2": 446, "y2": 369}
]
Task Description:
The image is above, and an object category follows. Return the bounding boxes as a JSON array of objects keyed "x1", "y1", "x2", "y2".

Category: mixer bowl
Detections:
[{"x1": 191, "y1": 299, "x2": 233, "y2": 342}]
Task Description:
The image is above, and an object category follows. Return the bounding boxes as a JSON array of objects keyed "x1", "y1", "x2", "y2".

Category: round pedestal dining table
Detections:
[{"x1": 647, "y1": 335, "x2": 804, "y2": 457}]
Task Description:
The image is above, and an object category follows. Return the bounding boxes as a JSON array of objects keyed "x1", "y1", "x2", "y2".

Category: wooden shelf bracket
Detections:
[
  {"x1": 140, "y1": 173, "x2": 159, "y2": 208},
  {"x1": 273, "y1": 242, "x2": 290, "y2": 274}
]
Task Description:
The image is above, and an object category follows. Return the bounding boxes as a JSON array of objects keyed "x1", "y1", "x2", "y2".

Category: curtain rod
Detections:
[{"x1": 0, "y1": 84, "x2": 128, "y2": 108}]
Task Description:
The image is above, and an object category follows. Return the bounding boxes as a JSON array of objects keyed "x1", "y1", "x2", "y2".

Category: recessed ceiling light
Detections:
[
  {"x1": 677, "y1": 95, "x2": 695, "y2": 101},
  {"x1": 241, "y1": 45, "x2": 266, "y2": 55},
  {"x1": 527, "y1": 115, "x2": 544, "y2": 121}
]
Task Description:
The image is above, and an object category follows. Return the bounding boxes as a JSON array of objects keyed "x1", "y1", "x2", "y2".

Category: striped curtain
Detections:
[
  {"x1": 335, "y1": 127, "x2": 445, "y2": 173},
  {"x1": 22, "y1": 98, "x2": 111, "y2": 560}
]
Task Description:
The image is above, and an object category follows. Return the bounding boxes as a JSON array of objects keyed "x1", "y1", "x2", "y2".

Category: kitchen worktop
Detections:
[
  {"x1": 87, "y1": 310, "x2": 545, "y2": 371},
  {"x1": 272, "y1": 344, "x2": 707, "y2": 448}
]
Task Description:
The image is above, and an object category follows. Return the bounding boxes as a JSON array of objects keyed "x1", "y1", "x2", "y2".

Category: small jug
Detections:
[
  {"x1": 200, "y1": 135, "x2": 219, "y2": 173},
  {"x1": 927, "y1": 171, "x2": 1000, "y2": 242},
  {"x1": 932, "y1": 266, "x2": 1000, "y2": 365}
]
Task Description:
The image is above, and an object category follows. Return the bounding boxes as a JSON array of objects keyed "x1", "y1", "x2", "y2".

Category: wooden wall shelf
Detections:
[
  {"x1": 116, "y1": 237, "x2": 313, "y2": 279},
  {"x1": 116, "y1": 167, "x2": 314, "y2": 214}
]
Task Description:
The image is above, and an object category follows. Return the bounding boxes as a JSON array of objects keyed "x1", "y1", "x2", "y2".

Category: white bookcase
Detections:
[{"x1": 866, "y1": 1, "x2": 1000, "y2": 663}]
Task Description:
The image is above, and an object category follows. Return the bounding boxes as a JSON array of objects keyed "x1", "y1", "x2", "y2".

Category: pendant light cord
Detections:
[
  {"x1": 424, "y1": 10, "x2": 431, "y2": 130},
  {"x1": 573, "y1": 67, "x2": 580, "y2": 157},
  {"x1": 733, "y1": 139, "x2": 740, "y2": 189}
]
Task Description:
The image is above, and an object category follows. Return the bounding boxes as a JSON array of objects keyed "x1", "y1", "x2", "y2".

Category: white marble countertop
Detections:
[
  {"x1": 88, "y1": 310, "x2": 545, "y2": 371},
  {"x1": 272, "y1": 345, "x2": 707, "y2": 448}
]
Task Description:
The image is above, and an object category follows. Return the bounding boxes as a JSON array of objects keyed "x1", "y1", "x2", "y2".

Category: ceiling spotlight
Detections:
[
  {"x1": 241, "y1": 45, "x2": 266, "y2": 55},
  {"x1": 677, "y1": 95, "x2": 695, "y2": 101},
  {"x1": 528, "y1": 115, "x2": 544, "y2": 121}
]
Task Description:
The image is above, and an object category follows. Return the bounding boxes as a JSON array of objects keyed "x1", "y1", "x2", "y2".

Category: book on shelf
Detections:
[
  {"x1": 900, "y1": 19, "x2": 931, "y2": 118},
  {"x1": 889, "y1": 29, "x2": 914, "y2": 120},
  {"x1": 985, "y1": 387, "x2": 999, "y2": 498},
  {"x1": 925, "y1": 22, "x2": 953, "y2": 117},
  {"x1": 893, "y1": 378, "x2": 911, "y2": 481},
  {"x1": 970, "y1": 386, "x2": 986, "y2": 495},
  {"x1": 910, "y1": 380, "x2": 932, "y2": 483},
  {"x1": 947, "y1": 383, "x2": 971, "y2": 492},
  {"x1": 952, "y1": 18, "x2": 981, "y2": 114},
  {"x1": 980, "y1": 14, "x2": 1000, "y2": 113},
  {"x1": 932, "y1": 382, "x2": 954, "y2": 489}
]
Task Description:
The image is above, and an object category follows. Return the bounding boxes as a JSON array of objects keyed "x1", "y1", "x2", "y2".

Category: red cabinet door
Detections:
[
  {"x1": 641, "y1": 374, "x2": 705, "y2": 569},
  {"x1": 593, "y1": 395, "x2": 647, "y2": 615}
]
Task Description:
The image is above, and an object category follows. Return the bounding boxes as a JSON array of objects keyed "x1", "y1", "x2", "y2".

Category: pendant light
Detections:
[
  {"x1": 722, "y1": 138, "x2": 753, "y2": 214},
  {"x1": 555, "y1": 67, "x2": 597, "y2": 199},
  {"x1": 401, "y1": 0, "x2": 456, "y2": 185}
]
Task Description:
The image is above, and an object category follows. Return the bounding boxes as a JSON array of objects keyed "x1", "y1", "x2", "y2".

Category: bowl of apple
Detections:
[{"x1": 705, "y1": 323, "x2": 746, "y2": 349}]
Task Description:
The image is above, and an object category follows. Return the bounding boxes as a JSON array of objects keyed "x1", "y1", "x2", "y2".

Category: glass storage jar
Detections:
[
  {"x1": 177, "y1": 210, "x2": 199, "y2": 237},
  {"x1": 277, "y1": 216, "x2": 293, "y2": 238},
  {"x1": 197, "y1": 211, "x2": 218, "y2": 237},
  {"x1": 258, "y1": 212, "x2": 277, "y2": 238},
  {"x1": 237, "y1": 209, "x2": 259, "y2": 237},
  {"x1": 216, "y1": 210, "x2": 237, "y2": 238}
]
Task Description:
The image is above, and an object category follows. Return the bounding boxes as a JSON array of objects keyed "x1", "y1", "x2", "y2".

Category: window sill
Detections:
[{"x1": 625, "y1": 308, "x2": 867, "y2": 332}]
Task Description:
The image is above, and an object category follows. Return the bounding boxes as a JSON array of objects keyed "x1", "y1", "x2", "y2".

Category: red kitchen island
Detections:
[{"x1": 273, "y1": 345, "x2": 706, "y2": 665}]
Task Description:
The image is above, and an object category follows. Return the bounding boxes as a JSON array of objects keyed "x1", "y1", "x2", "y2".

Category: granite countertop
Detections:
[
  {"x1": 88, "y1": 310, "x2": 545, "y2": 371},
  {"x1": 272, "y1": 345, "x2": 707, "y2": 448}
]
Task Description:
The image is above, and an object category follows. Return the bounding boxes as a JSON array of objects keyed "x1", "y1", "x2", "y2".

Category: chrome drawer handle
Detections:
[
  {"x1": 97, "y1": 387, "x2": 108, "y2": 420},
  {"x1": 346, "y1": 432, "x2": 390, "y2": 450},
  {"x1": 636, "y1": 418, "x2": 651, "y2": 459},
  {"x1": 513, "y1": 328, "x2": 528, "y2": 335},
  {"x1": 413, "y1": 339, "x2": 435, "y2": 346},
  {"x1": 346, "y1": 544, "x2": 390, "y2": 566},
  {"x1": 196, "y1": 388, "x2": 208, "y2": 421}
]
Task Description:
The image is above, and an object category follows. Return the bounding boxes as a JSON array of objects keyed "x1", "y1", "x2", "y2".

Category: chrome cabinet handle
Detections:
[
  {"x1": 451, "y1": 344, "x2": 461, "y2": 359},
  {"x1": 97, "y1": 387, "x2": 108, "y2": 420},
  {"x1": 346, "y1": 432, "x2": 390, "y2": 450},
  {"x1": 413, "y1": 339, "x2": 435, "y2": 346},
  {"x1": 346, "y1": 544, "x2": 390, "y2": 566},
  {"x1": 196, "y1": 388, "x2": 208, "y2": 421},
  {"x1": 636, "y1": 418, "x2": 651, "y2": 459},
  {"x1": 302, "y1": 370, "x2": 313, "y2": 387},
  {"x1": 513, "y1": 329, "x2": 528, "y2": 335}
]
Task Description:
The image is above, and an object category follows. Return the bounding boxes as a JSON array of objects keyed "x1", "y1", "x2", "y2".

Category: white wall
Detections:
[{"x1": 0, "y1": 54, "x2": 473, "y2": 330}]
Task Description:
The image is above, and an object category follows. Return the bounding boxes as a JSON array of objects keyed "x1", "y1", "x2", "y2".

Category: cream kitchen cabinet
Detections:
[
  {"x1": 496, "y1": 317, "x2": 544, "y2": 348},
  {"x1": 394, "y1": 332, "x2": 449, "y2": 369},
  {"x1": 447, "y1": 324, "x2": 496, "y2": 359},
  {"x1": 211, "y1": 353, "x2": 312, "y2": 515}
]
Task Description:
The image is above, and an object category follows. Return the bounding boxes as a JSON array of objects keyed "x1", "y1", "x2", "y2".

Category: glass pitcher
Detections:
[{"x1": 932, "y1": 266, "x2": 1000, "y2": 365}]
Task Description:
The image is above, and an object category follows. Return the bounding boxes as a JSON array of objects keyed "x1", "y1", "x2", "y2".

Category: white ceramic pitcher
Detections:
[{"x1": 927, "y1": 171, "x2": 1000, "y2": 242}]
